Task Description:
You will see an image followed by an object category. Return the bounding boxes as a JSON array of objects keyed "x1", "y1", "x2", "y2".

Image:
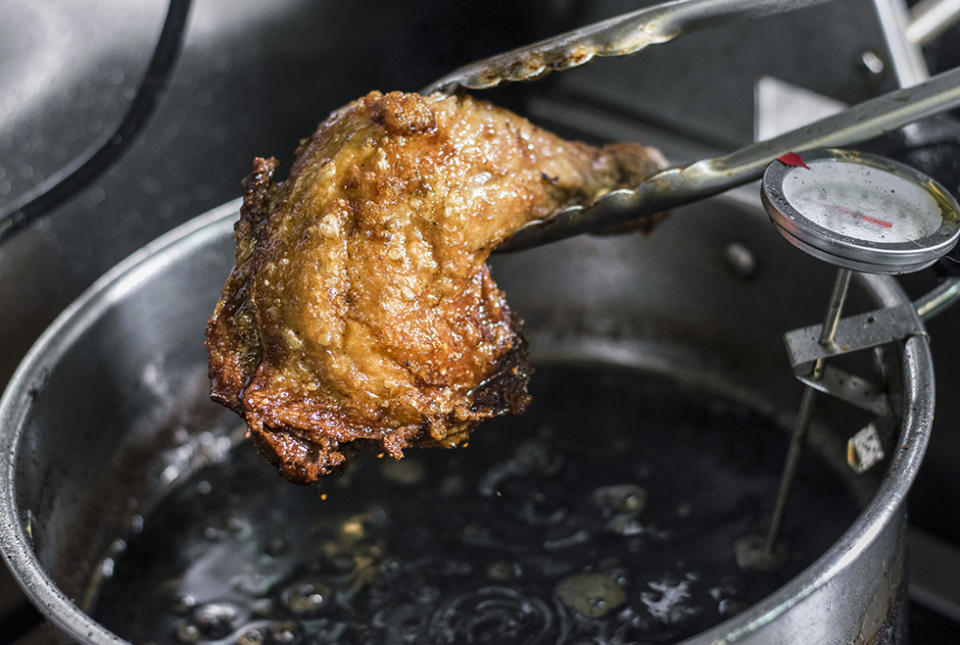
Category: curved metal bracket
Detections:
[{"x1": 783, "y1": 302, "x2": 928, "y2": 415}]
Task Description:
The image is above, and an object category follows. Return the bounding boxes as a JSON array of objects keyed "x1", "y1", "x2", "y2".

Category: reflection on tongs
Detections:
[
  {"x1": 425, "y1": 0, "x2": 839, "y2": 95},
  {"x1": 422, "y1": 0, "x2": 960, "y2": 252},
  {"x1": 497, "y1": 69, "x2": 960, "y2": 252}
]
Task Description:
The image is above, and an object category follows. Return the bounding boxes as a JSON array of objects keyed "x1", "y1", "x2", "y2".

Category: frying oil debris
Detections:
[
  {"x1": 554, "y1": 573, "x2": 627, "y2": 618},
  {"x1": 87, "y1": 365, "x2": 859, "y2": 644}
]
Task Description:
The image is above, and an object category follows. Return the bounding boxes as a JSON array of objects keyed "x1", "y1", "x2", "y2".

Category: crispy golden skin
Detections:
[{"x1": 206, "y1": 91, "x2": 666, "y2": 484}]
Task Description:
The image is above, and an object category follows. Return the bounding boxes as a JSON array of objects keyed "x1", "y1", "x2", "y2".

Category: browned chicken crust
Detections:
[{"x1": 206, "y1": 91, "x2": 666, "y2": 484}]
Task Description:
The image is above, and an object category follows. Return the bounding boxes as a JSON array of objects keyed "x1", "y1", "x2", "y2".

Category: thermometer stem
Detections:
[
  {"x1": 815, "y1": 268, "x2": 853, "y2": 376},
  {"x1": 764, "y1": 268, "x2": 852, "y2": 555}
]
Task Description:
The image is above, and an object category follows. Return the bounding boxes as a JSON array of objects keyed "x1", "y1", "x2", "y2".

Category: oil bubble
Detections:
[
  {"x1": 486, "y1": 560, "x2": 520, "y2": 581},
  {"x1": 268, "y1": 620, "x2": 301, "y2": 643},
  {"x1": 249, "y1": 599, "x2": 274, "y2": 617},
  {"x1": 235, "y1": 628, "x2": 265, "y2": 645},
  {"x1": 193, "y1": 602, "x2": 238, "y2": 637},
  {"x1": 171, "y1": 594, "x2": 196, "y2": 616},
  {"x1": 555, "y1": 573, "x2": 627, "y2": 619},
  {"x1": 283, "y1": 581, "x2": 332, "y2": 615},
  {"x1": 592, "y1": 484, "x2": 647, "y2": 515},
  {"x1": 175, "y1": 623, "x2": 200, "y2": 643}
]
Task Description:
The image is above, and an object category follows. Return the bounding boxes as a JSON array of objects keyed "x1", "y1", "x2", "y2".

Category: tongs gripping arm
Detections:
[
  {"x1": 424, "y1": 0, "x2": 838, "y2": 95},
  {"x1": 498, "y1": 66, "x2": 960, "y2": 252}
]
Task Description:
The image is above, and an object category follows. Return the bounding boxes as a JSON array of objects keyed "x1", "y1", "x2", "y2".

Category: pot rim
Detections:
[{"x1": 0, "y1": 198, "x2": 936, "y2": 644}]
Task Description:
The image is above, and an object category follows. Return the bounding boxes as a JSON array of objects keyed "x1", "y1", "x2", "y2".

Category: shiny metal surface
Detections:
[
  {"x1": 0, "y1": 192, "x2": 930, "y2": 643},
  {"x1": 871, "y1": 0, "x2": 929, "y2": 86},
  {"x1": 546, "y1": 0, "x2": 907, "y2": 149},
  {"x1": 819, "y1": 269, "x2": 854, "y2": 351},
  {"x1": 0, "y1": 203, "x2": 240, "y2": 644},
  {"x1": 915, "y1": 275, "x2": 960, "y2": 319},
  {"x1": 498, "y1": 67, "x2": 960, "y2": 252},
  {"x1": 785, "y1": 304, "x2": 927, "y2": 375},
  {"x1": 0, "y1": 0, "x2": 192, "y2": 242},
  {"x1": 424, "y1": 0, "x2": 837, "y2": 95},
  {"x1": 800, "y1": 368, "x2": 892, "y2": 418},
  {"x1": 907, "y1": 0, "x2": 960, "y2": 46},
  {"x1": 760, "y1": 149, "x2": 960, "y2": 275},
  {"x1": 783, "y1": 301, "x2": 927, "y2": 417},
  {"x1": 0, "y1": 0, "x2": 166, "y2": 214},
  {"x1": 762, "y1": 267, "x2": 854, "y2": 557}
]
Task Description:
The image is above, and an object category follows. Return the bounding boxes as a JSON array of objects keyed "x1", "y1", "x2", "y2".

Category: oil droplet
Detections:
[
  {"x1": 485, "y1": 560, "x2": 519, "y2": 581},
  {"x1": 283, "y1": 581, "x2": 332, "y2": 615},
  {"x1": 554, "y1": 573, "x2": 626, "y2": 618},
  {"x1": 176, "y1": 623, "x2": 200, "y2": 643},
  {"x1": 592, "y1": 484, "x2": 647, "y2": 515},
  {"x1": 269, "y1": 621, "x2": 300, "y2": 643},
  {"x1": 171, "y1": 594, "x2": 196, "y2": 616},
  {"x1": 193, "y1": 602, "x2": 238, "y2": 637},
  {"x1": 250, "y1": 599, "x2": 274, "y2": 617},
  {"x1": 236, "y1": 628, "x2": 265, "y2": 645}
]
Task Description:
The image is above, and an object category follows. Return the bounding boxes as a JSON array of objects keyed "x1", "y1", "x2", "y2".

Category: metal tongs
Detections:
[{"x1": 422, "y1": 0, "x2": 960, "y2": 252}]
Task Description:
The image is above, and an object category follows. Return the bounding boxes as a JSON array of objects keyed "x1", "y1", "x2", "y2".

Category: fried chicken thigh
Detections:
[{"x1": 206, "y1": 91, "x2": 666, "y2": 484}]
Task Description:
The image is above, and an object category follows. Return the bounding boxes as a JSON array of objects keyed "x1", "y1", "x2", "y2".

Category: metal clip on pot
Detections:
[{"x1": 781, "y1": 276, "x2": 960, "y2": 420}]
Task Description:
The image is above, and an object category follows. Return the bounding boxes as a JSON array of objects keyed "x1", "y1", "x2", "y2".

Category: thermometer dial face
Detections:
[{"x1": 762, "y1": 149, "x2": 960, "y2": 274}]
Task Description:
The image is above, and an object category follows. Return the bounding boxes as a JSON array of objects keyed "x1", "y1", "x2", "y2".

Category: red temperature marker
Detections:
[
  {"x1": 830, "y1": 204, "x2": 893, "y2": 229},
  {"x1": 777, "y1": 152, "x2": 811, "y2": 169}
]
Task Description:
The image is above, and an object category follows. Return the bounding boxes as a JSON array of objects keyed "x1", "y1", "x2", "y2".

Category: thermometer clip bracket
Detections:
[{"x1": 783, "y1": 302, "x2": 927, "y2": 415}]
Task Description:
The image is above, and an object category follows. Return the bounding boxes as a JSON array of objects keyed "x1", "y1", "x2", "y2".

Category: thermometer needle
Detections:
[{"x1": 829, "y1": 204, "x2": 893, "y2": 229}]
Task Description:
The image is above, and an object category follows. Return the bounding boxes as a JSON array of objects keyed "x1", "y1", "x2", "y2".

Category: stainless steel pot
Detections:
[{"x1": 0, "y1": 192, "x2": 940, "y2": 643}]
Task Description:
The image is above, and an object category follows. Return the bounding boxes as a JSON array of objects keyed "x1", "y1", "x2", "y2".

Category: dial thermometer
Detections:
[{"x1": 761, "y1": 148, "x2": 959, "y2": 274}]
